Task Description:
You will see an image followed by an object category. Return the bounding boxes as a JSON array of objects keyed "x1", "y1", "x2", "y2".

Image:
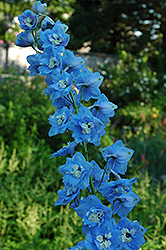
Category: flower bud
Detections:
[{"x1": 32, "y1": 1, "x2": 47, "y2": 14}]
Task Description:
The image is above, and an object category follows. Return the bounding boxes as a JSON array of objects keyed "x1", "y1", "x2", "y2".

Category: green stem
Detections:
[
  {"x1": 83, "y1": 141, "x2": 89, "y2": 162},
  {"x1": 83, "y1": 141, "x2": 96, "y2": 195},
  {"x1": 89, "y1": 174, "x2": 96, "y2": 195},
  {"x1": 98, "y1": 163, "x2": 107, "y2": 189},
  {"x1": 70, "y1": 91, "x2": 78, "y2": 114}
]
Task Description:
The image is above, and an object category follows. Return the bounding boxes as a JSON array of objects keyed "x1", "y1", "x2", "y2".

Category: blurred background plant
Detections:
[{"x1": 0, "y1": 0, "x2": 166, "y2": 249}]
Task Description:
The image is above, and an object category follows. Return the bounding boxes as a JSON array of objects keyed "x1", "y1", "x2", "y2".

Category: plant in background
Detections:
[{"x1": 15, "y1": 1, "x2": 147, "y2": 249}]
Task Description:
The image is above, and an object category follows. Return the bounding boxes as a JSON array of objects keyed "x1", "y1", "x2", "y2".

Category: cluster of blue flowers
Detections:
[{"x1": 15, "y1": 2, "x2": 147, "y2": 249}]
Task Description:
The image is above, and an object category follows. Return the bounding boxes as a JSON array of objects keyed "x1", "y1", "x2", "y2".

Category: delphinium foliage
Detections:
[{"x1": 15, "y1": 1, "x2": 147, "y2": 249}]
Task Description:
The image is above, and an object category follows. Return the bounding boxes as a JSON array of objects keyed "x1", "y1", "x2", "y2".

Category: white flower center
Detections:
[
  {"x1": 49, "y1": 33, "x2": 63, "y2": 46},
  {"x1": 48, "y1": 57, "x2": 58, "y2": 69},
  {"x1": 86, "y1": 208, "x2": 104, "y2": 226},
  {"x1": 57, "y1": 79, "x2": 67, "y2": 89},
  {"x1": 82, "y1": 122, "x2": 94, "y2": 134},
  {"x1": 96, "y1": 233, "x2": 112, "y2": 249},
  {"x1": 72, "y1": 164, "x2": 83, "y2": 178},
  {"x1": 56, "y1": 114, "x2": 65, "y2": 125},
  {"x1": 25, "y1": 17, "x2": 33, "y2": 27},
  {"x1": 121, "y1": 227, "x2": 136, "y2": 243}
]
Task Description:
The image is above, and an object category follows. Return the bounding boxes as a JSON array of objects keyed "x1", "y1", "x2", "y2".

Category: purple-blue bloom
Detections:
[
  {"x1": 90, "y1": 93, "x2": 118, "y2": 124},
  {"x1": 59, "y1": 152, "x2": 92, "y2": 190},
  {"x1": 18, "y1": 10, "x2": 38, "y2": 30},
  {"x1": 48, "y1": 107, "x2": 71, "y2": 136},
  {"x1": 101, "y1": 140, "x2": 134, "y2": 175},
  {"x1": 68, "y1": 105, "x2": 106, "y2": 146},
  {"x1": 117, "y1": 217, "x2": 147, "y2": 250},
  {"x1": 15, "y1": 31, "x2": 35, "y2": 47},
  {"x1": 32, "y1": 1, "x2": 47, "y2": 14}
]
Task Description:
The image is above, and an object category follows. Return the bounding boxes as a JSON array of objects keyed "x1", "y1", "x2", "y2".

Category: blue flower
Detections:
[
  {"x1": 74, "y1": 195, "x2": 112, "y2": 232},
  {"x1": 18, "y1": 10, "x2": 38, "y2": 30},
  {"x1": 59, "y1": 152, "x2": 92, "y2": 189},
  {"x1": 66, "y1": 241, "x2": 85, "y2": 250},
  {"x1": 62, "y1": 50, "x2": 85, "y2": 74},
  {"x1": 99, "y1": 177, "x2": 137, "y2": 204},
  {"x1": 50, "y1": 141, "x2": 77, "y2": 158},
  {"x1": 90, "y1": 93, "x2": 118, "y2": 124},
  {"x1": 54, "y1": 184, "x2": 80, "y2": 206},
  {"x1": 117, "y1": 217, "x2": 147, "y2": 250},
  {"x1": 68, "y1": 105, "x2": 106, "y2": 146},
  {"x1": 44, "y1": 71, "x2": 73, "y2": 101},
  {"x1": 32, "y1": 1, "x2": 47, "y2": 14},
  {"x1": 52, "y1": 90, "x2": 80, "y2": 113},
  {"x1": 48, "y1": 107, "x2": 71, "y2": 136},
  {"x1": 38, "y1": 47, "x2": 62, "y2": 76},
  {"x1": 101, "y1": 140, "x2": 134, "y2": 175},
  {"x1": 27, "y1": 53, "x2": 41, "y2": 76},
  {"x1": 112, "y1": 190, "x2": 141, "y2": 217},
  {"x1": 40, "y1": 20, "x2": 70, "y2": 52},
  {"x1": 15, "y1": 31, "x2": 35, "y2": 47},
  {"x1": 73, "y1": 68, "x2": 103, "y2": 101},
  {"x1": 85, "y1": 221, "x2": 122, "y2": 250}
]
